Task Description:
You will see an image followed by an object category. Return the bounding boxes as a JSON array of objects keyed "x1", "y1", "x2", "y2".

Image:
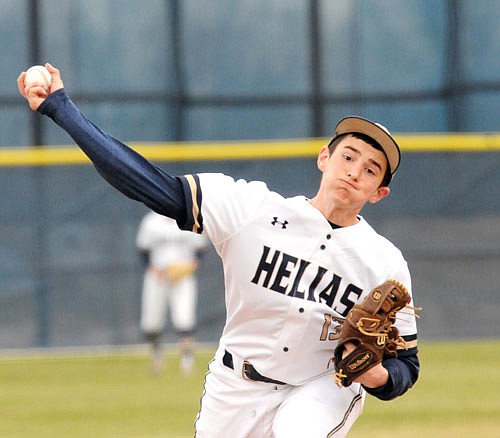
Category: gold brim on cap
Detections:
[{"x1": 333, "y1": 116, "x2": 401, "y2": 174}]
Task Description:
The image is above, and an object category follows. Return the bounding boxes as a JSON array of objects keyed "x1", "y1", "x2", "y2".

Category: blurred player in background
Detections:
[{"x1": 136, "y1": 210, "x2": 208, "y2": 374}]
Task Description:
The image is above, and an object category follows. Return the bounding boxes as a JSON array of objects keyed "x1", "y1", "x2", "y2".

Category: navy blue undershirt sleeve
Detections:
[
  {"x1": 363, "y1": 348, "x2": 420, "y2": 400},
  {"x1": 38, "y1": 89, "x2": 187, "y2": 225}
]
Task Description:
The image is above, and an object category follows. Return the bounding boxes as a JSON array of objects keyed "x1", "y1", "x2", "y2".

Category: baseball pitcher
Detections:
[{"x1": 19, "y1": 64, "x2": 420, "y2": 438}]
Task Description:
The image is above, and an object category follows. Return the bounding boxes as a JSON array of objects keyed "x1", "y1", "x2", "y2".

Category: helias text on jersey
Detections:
[{"x1": 250, "y1": 245, "x2": 362, "y2": 316}]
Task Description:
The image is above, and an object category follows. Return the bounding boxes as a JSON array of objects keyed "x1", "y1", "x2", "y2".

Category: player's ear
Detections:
[
  {"x1": 317, "y1": 145, "x2": 330, "y2": 172},
  {"x1": 369, "y1": 186, "x2": 390, "y2": 204}
]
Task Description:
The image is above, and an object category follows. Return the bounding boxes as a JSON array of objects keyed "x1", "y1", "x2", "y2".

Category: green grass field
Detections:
[{"x1": 0, "y1": 340, "x2": 498, "y2": 437}]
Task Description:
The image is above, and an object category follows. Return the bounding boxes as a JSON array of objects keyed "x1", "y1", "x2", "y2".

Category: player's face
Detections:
[{"x1": 316, "y1": 135, "x2": 390, "y2": 211}]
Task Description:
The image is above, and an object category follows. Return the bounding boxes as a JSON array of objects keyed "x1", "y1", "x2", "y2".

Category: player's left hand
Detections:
[
  {"x1": 17, "y1": 63, "x2": 64, "y2": 111},
  {"x1": 341, "y1": 342, "x2": 389, "y2": 388},
  {"x1": 332, "y1": 280, "x2": 412, "y2": 387}
]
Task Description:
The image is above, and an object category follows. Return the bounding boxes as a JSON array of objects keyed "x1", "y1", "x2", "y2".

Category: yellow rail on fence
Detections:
[{"x1": 0, "y1": 134, "x2": 499, "y2": 167}]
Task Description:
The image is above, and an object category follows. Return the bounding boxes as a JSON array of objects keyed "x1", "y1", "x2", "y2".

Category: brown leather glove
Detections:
[{"x1": 332, "y1": 279, "x2": 411, "y2": 387}]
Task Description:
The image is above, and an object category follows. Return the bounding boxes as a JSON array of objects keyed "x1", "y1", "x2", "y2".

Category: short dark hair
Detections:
[{"x1": 327, "y1": 132, "x2": 392, "y2": 187}]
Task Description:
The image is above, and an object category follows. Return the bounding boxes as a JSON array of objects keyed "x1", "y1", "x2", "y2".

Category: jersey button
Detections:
[
  {"x1": 320, "y1": 244, "x2": 326, "y2": 250},
  {"x1": 326, "y1": 234, "x2": 331, "y2": 239},
  {"x1": 283, "y1": 347, "x2": 289, "y2": 352},
  {"x1": 299, "y1": 308, "x2": 304, "y2": 313}
]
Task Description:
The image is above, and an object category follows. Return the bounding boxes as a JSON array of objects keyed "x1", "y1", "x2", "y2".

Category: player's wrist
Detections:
[{"x1": 356, "y1": 364, "x2": 389, "y2": 388}]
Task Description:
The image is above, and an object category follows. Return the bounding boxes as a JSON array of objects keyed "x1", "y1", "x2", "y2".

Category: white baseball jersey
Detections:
[
  {"x1": 183, "y1": 173, "x2": 417, "y2": 386},
  {"x1": 136, "y1": 211, "x2": 207, "y2": 269}
]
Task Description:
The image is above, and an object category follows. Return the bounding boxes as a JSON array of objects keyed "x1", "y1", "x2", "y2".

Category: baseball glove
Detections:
[
  {"x1": 166, "y1": 260, "x2": 197, "y2": 283},
  {"x1": 332, "y1": 279, "x2": 412, "y2": 387}
]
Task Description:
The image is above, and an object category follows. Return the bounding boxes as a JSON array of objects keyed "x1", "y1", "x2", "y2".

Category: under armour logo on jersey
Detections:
[{"x1": 271, "y1": 217, "x2": 288, "y2": 229}]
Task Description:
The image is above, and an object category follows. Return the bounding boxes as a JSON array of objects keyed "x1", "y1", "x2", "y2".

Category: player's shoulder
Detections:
[
  {"x1": 139, "y1": 211, "x2": 176, "y2": 234},
  {"x1": 197, "y1": 172, "x2": 289, "y2": 207},
  {"x1": 358, "y1": 217, "x2": 404, "y2": 254},
  {"x1": 198, "y1": 173, "x2": 271, "y2": 192},
  {"x1": 138, "y1": 210, "x2": 158, "y2": 227}
]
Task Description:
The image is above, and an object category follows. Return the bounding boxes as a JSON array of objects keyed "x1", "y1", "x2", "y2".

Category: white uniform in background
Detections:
[{"x1": 136, "y1": 211, "x2": 208, "y2": 373}]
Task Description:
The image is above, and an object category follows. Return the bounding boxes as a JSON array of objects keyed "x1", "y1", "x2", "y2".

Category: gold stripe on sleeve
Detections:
[{"x1": 185, "y1": 174, "x2": 201, "y2": 233}]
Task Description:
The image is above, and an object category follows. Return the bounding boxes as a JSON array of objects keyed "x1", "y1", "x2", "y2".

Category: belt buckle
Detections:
[{"x1": 242, "y1": 360, "x2": 255, "y2": 382}]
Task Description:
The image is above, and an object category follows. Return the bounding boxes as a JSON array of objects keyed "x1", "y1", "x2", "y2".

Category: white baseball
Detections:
[{"x1": 24, "y1": 65, "x2": 52, "y2": 89}]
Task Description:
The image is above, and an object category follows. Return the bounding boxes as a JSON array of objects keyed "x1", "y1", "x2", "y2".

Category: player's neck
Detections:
[{"x1": 308, "y1": 197, "x2": 360, "y2": 227}]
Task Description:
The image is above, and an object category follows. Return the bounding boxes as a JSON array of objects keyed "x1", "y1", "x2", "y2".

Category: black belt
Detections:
[{"x1": 223, "y1": 350, "x2": 286, "y2": 385}]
